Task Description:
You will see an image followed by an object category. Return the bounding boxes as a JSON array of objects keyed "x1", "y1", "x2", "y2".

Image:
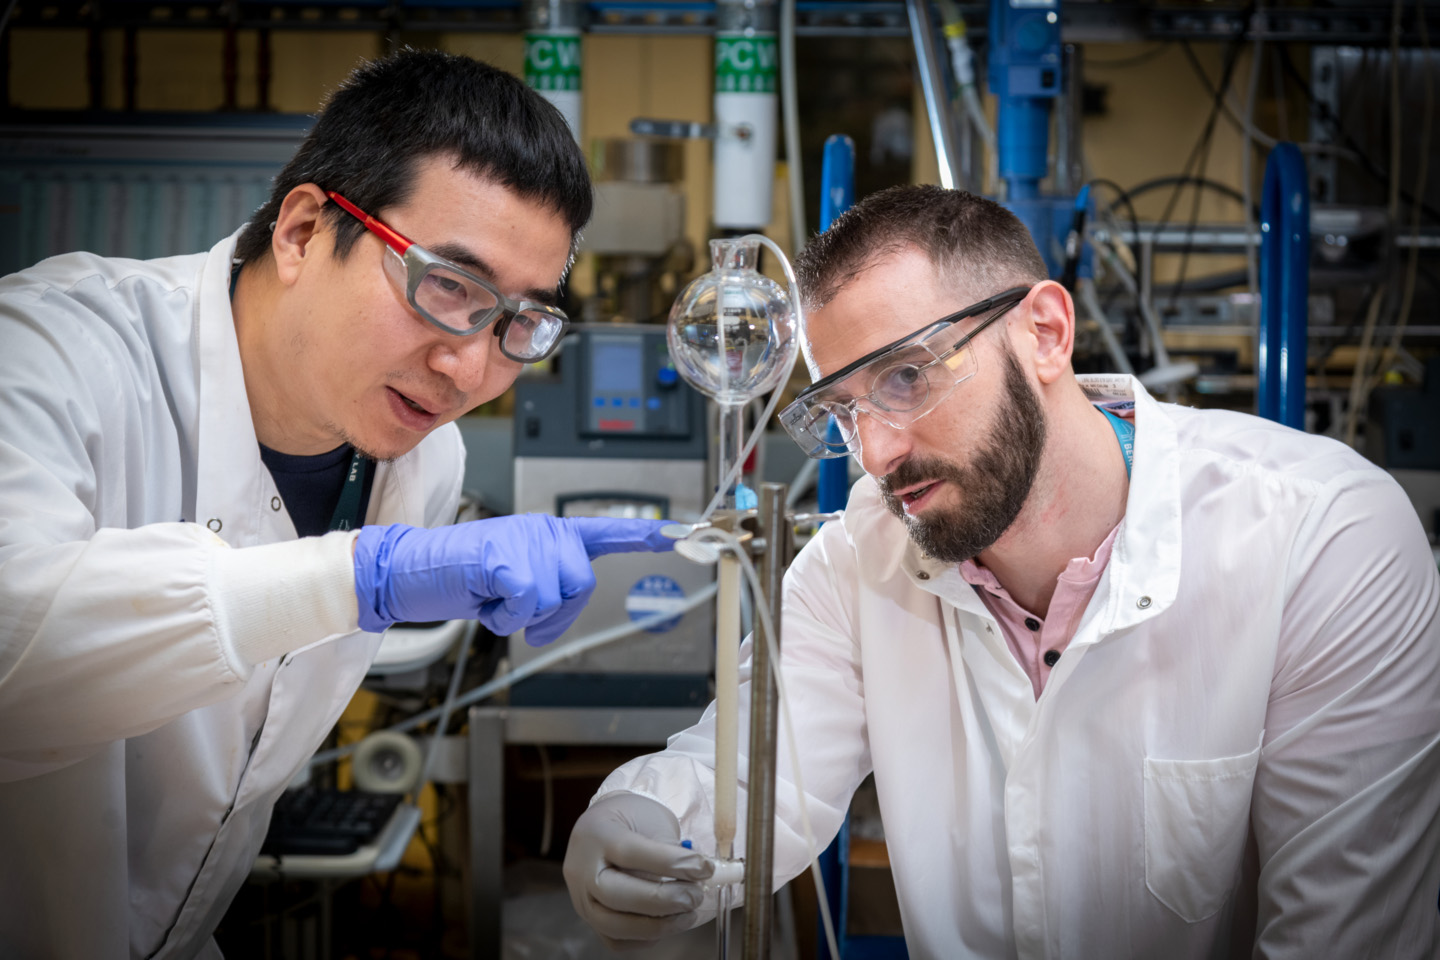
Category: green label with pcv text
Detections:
[
  {"x1": 715, "y1": 35, "x2": 777, "y2": 94},
  {"x1": 525, "y1": 33, "x2": 582, "y2": 92}
]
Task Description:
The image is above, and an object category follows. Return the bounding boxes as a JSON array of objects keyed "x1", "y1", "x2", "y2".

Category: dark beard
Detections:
[{"x1": 878, "y1": 345, "x2": 1046, "y2": 563}]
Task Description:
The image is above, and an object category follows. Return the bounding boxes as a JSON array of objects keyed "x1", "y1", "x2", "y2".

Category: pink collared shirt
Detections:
[{"x1": 959, "y1": 523, "x2": 1121, "y2": 699}]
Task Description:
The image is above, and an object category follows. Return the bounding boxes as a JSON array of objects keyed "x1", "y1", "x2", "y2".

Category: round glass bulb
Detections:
[{"x1": 667, "y1": 238, "x2": 797, "y2": 407}]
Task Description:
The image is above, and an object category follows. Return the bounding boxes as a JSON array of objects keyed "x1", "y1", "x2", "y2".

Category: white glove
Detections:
[{"x1": 564, "y1": 791, "x2": 715, "y2": 946}]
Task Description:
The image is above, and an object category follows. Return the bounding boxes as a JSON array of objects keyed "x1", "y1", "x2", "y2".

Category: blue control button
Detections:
[
  {"x1": 593, "y1": 397, "x2": 605, "y2": 408},
  {"x1": 611, "y1": 397, "x2": 624, "y2": 407},
  {"x1": 647, "y1": 397, "x2": 661, "y2": 411},
  {"x1": 657, "y1": 367, "x2": 679, "y2": 387},
  {"x1": 629, "y1": 397, "x2": 640, "y2": 408}
]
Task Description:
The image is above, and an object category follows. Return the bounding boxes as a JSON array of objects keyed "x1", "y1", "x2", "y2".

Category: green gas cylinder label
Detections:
[
  {"x1": 525, "y1": 34, "x2": 582, "y2": 92},
  {"x1": 715, "y1": 35, "x2": 777, "y2": 94}
]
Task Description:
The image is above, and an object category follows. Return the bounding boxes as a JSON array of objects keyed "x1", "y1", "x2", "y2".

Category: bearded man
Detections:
[{"x1": 561, "y1": 185, "x2": 1440, "y2": 958}]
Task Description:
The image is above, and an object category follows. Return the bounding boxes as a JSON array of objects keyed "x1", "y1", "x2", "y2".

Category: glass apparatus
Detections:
[
  {"x1": 667, "y1": 235, "x2": 799, "y2": 959},
  {"x1": 669, "y1": 237, "x2": 797, "y2": 510}
]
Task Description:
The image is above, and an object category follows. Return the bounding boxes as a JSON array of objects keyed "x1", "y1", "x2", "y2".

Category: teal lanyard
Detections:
[
  {"x1": 328, "y1": 450, "x2": 369, "y2": 532},
  {"x1": 1101, "y1": 407, "x2": 1135, "y2": 479}
]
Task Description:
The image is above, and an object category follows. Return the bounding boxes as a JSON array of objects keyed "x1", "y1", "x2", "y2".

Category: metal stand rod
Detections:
[
  {"x1": 905, "y1": 0, "x2": 962, "y2": 190},
  {"x1": 742, "y1": 482, "x2": 790, "y2": 959}
]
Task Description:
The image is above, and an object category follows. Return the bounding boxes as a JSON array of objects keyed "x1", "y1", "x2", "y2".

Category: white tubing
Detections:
[
  {"x1": 1077, "y1": 277, "x2": 1135, "y2": 376},
  {"x1": 412, "y1": 620, "x2": 477, "y2": 803},
  {"x1": 308, "y1": 583, "x2": 720, "y2": 769},
  {"x1": 713, "y1": 556, "x2": 742, "y2": 857}
]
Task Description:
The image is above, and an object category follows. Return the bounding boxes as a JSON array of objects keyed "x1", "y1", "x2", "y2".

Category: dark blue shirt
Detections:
[{"x1": 259, "y1": 443, "x2": 375, "y2": 538}]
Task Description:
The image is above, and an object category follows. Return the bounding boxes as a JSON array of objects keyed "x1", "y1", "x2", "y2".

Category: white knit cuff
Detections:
[{"x1": 209, "y1": 531, "x2": 362, "y2": 668}]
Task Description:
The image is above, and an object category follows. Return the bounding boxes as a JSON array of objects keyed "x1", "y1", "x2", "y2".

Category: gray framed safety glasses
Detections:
[
  {"x1": 779, "y1": 285, "x2": 1032, "y2": 458},
  {"x1": 326, "y1": 191, "x2": 569, "y2": 363}
]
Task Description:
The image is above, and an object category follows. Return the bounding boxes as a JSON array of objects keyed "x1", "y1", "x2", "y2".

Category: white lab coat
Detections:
[
  {"x1": 0, "y1": 233, "x2": 463, "y2": 959},
  {"x1": 599, "y1": 376, "x2": 1440, "y2": 959}
]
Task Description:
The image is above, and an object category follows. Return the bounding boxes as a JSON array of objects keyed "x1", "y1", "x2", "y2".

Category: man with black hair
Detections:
[
  {"x1": 0, "y1": 50, "x2": 671, "y2": 958},
  {"x1": 564, "y1": 185, "x2": 1440, "y2": 957}
]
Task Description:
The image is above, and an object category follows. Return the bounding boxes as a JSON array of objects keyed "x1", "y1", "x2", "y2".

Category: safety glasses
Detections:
[
  {"x1": 778, "y1": 286, "x2": 1031, "y2": 458},
  {"x1": 326, "y1": 191, "x2": 569, "y2": 363}
]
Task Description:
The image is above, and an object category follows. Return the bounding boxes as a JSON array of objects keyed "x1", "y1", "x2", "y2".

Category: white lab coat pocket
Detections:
[{"x1": 1143, "y1": 744, "x2": 1261, "y2": 922}]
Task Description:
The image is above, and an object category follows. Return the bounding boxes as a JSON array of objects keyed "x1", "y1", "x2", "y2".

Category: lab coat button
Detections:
[
  {"x1": 207, "y1": 518, "x2": 223, "y2": 533},
  {"x1": 270, "y1": 496, "x2": 282, "y2": 511},
  {"x1": 1137, "y1": 595, "x2": 1152, "y2": 609}
]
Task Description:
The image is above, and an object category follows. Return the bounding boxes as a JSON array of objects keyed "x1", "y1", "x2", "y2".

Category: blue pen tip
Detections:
[{"x1": 681, "y1": 839, "x2": 693, "y2": 849}]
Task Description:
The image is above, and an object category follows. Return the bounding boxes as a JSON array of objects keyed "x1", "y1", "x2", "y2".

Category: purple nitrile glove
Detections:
[{"x1": 353, "y1": 514, "x2": 675, "y2": 646}]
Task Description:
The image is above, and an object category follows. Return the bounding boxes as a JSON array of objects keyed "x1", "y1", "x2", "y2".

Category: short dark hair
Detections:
[
  {"x1": 794, "y1": 184, "x2": 1048, "y2": 310},
  {"x1": 234, "y1": 49, "x2": 592, "y2": 265}
]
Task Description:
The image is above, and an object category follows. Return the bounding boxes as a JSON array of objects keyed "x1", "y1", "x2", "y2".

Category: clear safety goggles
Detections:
[
  {"x1": 778, "y1": 286, "x2": 1031, "y2": 459},
  {"x1": 326, "y1": 191, "x2": 569, "y2": 363}
]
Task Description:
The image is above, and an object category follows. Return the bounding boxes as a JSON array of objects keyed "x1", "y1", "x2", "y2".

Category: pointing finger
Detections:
[{"x1": 570, "y1": 518, "x2": 676, "y2": 560}]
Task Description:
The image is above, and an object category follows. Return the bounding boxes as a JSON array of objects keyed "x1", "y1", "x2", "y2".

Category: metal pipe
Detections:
[
  {"x1": 1258, "y1": 142, "x2": 1310, "y2": 428},
  {"x1": 524, "y1": 0, "x2": 587, "y2": 143},
  {"x1": 1077, "y1": 277, "x2": 1135, "y2": 376},
  {"x1": 906, "y1": 0, "x2": 961, "y2": 190},
  {"x1": 1056, "y1": 43, "x2": 1085, "y2": 195},
  {"x1": 742, "y1": 482, "x2": 790, "y2": 959}
]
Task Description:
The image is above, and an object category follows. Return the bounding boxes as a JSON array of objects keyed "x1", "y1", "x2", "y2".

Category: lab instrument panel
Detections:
[{"x1": 511, "y1": 324, "x2": 714, "y2": 707}]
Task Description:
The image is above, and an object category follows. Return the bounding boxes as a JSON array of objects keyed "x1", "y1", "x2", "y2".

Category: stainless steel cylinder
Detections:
[
  {"x1": 742, "y1": 482, "x2": 790, "y2": 960},
  {"x1": 597, "y1": 138, "x2": 685, "y2": 184},
  {"x1": 717, "y1": 0, "x2": 778, "y2": 35},
  {"x1": 522, "y1": 0, "x2": 586, "y2": 31}
]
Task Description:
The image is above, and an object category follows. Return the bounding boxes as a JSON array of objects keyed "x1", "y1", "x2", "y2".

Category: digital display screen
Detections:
[{"x1": 592, "y1": 338, "x2": 642, "y2": 393}]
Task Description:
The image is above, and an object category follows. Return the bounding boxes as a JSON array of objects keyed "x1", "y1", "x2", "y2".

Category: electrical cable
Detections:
[
  {"x1": 1372, "y1": 0, "x2": 1433, "y2": 392},
  {"x1": 1120, "y1": 175, "x2": 1259, "y2": 219},
  {"x1": 537, "y1": 744, "x2": 555, "y2": 858},
  {"x1": 1089, "y1": 38, "x2": 1247, "y2": 362},
  {"x1": 1084, "y1": 43, "x2": 1172, "y2": 70},
  {"x1": 1346, "y1": 0, "x2": 1410, "y2": 447},
  {"x1": 1274, "y1": 42, "x2": 1440, "y2": 224},
  {"x1": 1242, "y1": 31, "x2": 1264, "y2": 306},
  {"x1": 1088, "y1": 178, "x2": 1141, "y2": 247},
  {"x1": 0, "y1": 0, "x2": 19, "y2": 40},
  {"x1": 1344, "y1": 284, "x2": 1390, "y2": 446},
  {"x1": 1163, "y1": 33, "x2": 1251, "y2": 310},
  {"x1": 307, "y1": 582, "x2": 720, "y2": 769},
  {"x1": 1177, "y1": 37, "x2": 1352, "y2": 160}
]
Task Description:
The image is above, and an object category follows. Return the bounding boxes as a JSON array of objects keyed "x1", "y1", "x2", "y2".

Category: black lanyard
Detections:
[
  {"x1": 329, "y1": 450, "x2": 369, "y2": 532},
  {"x1": 234, "y1": 263, "x2": 370, "y2": 533}
]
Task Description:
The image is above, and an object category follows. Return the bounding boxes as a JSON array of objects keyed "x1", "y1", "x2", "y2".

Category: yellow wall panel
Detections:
[
  {"x1": 9, "y1": 30, "x2": 90, "y2": 109},
  {"x1": 267, "y1": 32, "x2": 382, "y2": 115},
  {"x1": 442, "y1": 33, "x2": 524, "y2": 77},
  {"x1": 135, "y1": 31, "x2": 227, "y2": 111}
]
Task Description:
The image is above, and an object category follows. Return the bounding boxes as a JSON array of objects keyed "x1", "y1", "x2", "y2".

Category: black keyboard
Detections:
[{"x1": 261, "y1": 789, "x2": 403, "y2": 857}]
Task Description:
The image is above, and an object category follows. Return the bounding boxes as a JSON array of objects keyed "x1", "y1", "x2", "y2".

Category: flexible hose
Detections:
[{"x1": 309, "y1": 583, "x2": 719, "y2": 769}]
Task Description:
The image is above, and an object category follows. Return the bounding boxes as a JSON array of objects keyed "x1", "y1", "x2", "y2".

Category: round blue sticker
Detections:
[{"x1": 625, "y1": 575, "x2": 687, "y2": 633}]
